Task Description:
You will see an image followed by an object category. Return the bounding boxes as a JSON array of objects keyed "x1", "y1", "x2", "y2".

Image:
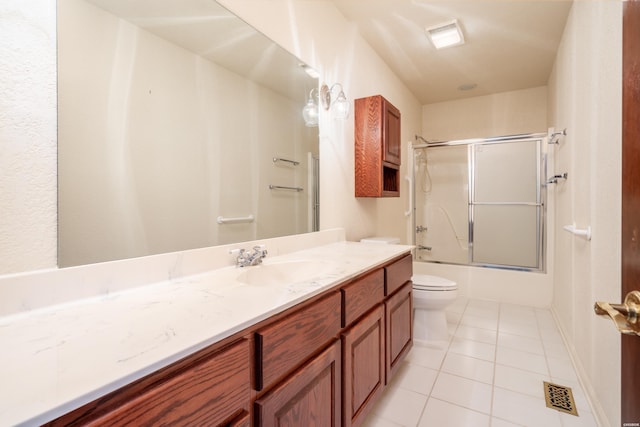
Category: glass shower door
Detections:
[{"x1": 470, "y1": 139, "x2": 542, "y2": 269}]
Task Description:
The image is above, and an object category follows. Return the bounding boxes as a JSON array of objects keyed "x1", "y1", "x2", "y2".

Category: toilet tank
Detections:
[{"x1": 360, "y1": 237, "x2": 400, "y2": 244}]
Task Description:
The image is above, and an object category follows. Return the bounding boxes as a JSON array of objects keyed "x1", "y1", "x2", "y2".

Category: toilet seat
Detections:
[{"x1": 412, "y1": 274, "x2": 457, "y2": 291}]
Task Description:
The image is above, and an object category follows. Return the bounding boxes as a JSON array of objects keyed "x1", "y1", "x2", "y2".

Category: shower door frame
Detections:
[{"x1": 412, "y1": 132, "x2": 548, "y2": 272}]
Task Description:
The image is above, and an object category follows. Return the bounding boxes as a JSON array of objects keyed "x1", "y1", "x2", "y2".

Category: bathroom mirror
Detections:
[{"x1": 57, "y1": 0, "x2": 319, "y2": 267}]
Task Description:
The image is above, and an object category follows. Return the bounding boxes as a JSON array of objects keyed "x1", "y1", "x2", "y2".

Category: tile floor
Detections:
[{"x1": 362, "y1": 297, "x2": 599, "y2": 427}]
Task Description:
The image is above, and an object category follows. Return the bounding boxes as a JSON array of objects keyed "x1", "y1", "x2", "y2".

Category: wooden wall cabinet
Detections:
[{"x1": 355, "y1": 95, "x2": 401, "y2": 197}]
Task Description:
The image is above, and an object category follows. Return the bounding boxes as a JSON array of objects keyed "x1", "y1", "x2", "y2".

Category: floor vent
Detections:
[{"x1": 543, "y1": 381, "x2": 579, "y2": 416}]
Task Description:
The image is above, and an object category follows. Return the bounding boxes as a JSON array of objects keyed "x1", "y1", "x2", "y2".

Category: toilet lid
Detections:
[{"x1": 412, "y1": 274, "x2": 457, "y2": 291}]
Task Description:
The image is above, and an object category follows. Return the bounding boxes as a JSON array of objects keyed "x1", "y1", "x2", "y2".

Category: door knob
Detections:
[{"x1": 594, "y1": 291, "x2": 640, "y2": 336}]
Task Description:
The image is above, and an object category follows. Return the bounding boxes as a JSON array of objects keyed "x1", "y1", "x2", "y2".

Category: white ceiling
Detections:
[{"x1": 330, "y1": 0, "x2": 573, "y2": 104}]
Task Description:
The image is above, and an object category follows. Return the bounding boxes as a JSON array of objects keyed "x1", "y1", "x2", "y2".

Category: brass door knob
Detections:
[{"x1": 594, "y1": 291, "x2": 640, "y2": 336}]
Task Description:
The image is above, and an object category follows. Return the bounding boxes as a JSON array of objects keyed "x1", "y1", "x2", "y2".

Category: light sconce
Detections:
[
  {"x1": 320, "y1": 83, "x2": 350, "y2": 119},
  {"x1": 302, "y1": 88, "x2": 319, "y2": 127}
]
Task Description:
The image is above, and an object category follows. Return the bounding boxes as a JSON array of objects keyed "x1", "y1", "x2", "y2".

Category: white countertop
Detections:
[{"x1": 0, "y1": 241, "x2": 412, "y2": 426}]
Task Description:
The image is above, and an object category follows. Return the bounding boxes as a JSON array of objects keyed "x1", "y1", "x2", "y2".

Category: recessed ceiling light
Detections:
[{"x1": 426, "y1": 20, "x2": 465, "y2": 49}]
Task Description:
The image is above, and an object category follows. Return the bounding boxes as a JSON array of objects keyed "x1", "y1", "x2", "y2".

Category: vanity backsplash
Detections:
[{"x1": 0, "y1": 228, "x2": 346, "y2": 318}]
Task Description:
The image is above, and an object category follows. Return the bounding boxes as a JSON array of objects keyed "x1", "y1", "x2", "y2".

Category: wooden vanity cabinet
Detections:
[
  {"x1": 254, "y1": 292, "x2": 342, "y2": 392},
  {"x1": 342, "y1": 305, "x2": 385, "y2": 427},
  {"x1": 45, "y1": 338, "x2": 251, "y2": 427},
  {"x1": 254, "y1": 340, "x2": 342, "y2": 427},
  {"x1": 46, "y1": 253, "x2": 412, "y2": 427},
  {"x1": 355, "y1": 95, "x2": 401, "y2": 198},
  {"x1": 340, "y1": 256, "x2": 412, "y2": 427},
  {"x1": 385, "y1": 282, "x2": 413, "y2": 382},
  {"x1": 384, "y1": 255, "x2": 413, "y2": 383}
]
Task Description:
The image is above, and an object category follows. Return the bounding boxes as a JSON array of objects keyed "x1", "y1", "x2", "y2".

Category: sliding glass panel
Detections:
[
  {"x1": 474, "y1": 140, "x2": 538, "y2": 203},
  {"x1": 472, "y1": 204, "x2": 539, "y2": 268}
]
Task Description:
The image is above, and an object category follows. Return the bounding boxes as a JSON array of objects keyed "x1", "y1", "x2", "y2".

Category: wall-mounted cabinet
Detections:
[{"x1": 355, "y1": 95, "x2": 401, "y2": 197}]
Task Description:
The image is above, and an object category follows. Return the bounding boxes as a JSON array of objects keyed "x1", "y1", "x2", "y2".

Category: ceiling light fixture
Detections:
[{"x1": 426, "y1": 19, "x2": 465, "y2": 49}]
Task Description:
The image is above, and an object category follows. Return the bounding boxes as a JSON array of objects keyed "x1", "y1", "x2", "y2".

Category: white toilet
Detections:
[
  {"x1": 360, "y1": 237, "x2": 458, "y2": 344},
  {"x1": 412, "y1": 274, "x2": 458, "y2": 343}
]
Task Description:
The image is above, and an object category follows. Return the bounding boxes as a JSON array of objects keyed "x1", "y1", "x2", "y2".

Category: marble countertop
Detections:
[{"x1": 0, "y1": 241, "x2": 412, "y2": 426}]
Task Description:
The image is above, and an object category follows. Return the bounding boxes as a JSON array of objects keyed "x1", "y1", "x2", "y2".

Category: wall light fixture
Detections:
[
  {"x1": 302, "y1": 88, "x2": 319, "y2": 127},
  {"x1": 320, "y1": 83, "x2": 350, "y2": 119}
]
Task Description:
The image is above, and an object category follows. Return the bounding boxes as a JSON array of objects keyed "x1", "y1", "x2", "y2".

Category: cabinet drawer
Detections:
[
  {"x1": 54, "y1": 339, "x2": 251, "y2": 427},
  {"x1": 385, "y1": 254, "x2": 412, "y2": 295},
  {"x1": 342, "y1": 269, "x2": 384, "y2": 327},
  {"x1": 256, "y1": 292, "x2": 341, "y2": 391}
]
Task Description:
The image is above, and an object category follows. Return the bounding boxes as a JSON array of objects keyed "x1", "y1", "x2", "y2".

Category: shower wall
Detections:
[
  {"x1": 414, "y1": 145, "x2": 469, "y2": 264},
  {"x1": 418, "y1": 86, "x2": 551, "y2": 306}
]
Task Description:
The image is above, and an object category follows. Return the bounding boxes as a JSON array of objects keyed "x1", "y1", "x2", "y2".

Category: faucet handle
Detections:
[{"x1": 229, "y1": 248, "x2": 245, "y2": 255}]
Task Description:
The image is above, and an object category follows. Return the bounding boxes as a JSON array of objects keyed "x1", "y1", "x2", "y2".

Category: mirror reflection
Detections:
[{"x1": 57, "y1": 0, "x2": 319, "y2": 267}]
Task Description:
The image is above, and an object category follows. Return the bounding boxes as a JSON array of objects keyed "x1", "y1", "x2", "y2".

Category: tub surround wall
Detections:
[
  {"x1": 548, "y1": 2, "x2": 622, "y2": 426},
  {"x1": 418, "y1": 86, "x2": 553, "y2": 308}
]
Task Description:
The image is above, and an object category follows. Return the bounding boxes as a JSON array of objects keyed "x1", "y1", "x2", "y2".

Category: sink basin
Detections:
[{"x1": 235, "y1": 259, "x2": 337, "y2": 286}]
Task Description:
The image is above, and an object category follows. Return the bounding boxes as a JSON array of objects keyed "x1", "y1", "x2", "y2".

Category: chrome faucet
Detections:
[{"x1": 230, "y1": 245, "x2": 268, "y2": 267}]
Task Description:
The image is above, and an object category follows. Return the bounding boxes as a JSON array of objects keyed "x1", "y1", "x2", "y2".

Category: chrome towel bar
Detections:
[
  {"x1": 217, "y1": 214, "x2": 255, "y2": 224},
  {"x1": 269, "y1": 185, "x2": 303, "y2": 192},
  {"x1": 273, "y1": 157, "x2": 299, "y2": 166}
]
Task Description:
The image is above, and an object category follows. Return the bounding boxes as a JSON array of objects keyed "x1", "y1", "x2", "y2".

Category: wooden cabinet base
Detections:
[
  {"x1": 255, "y1": 340, "x2": 342, "y2": 427},
  {"x1": 46, "y1": 339, "x2": 251, "y2": 427},
  {"x1": 386, "y1": 282, "x2": 413, "y2": 383},
  {"x1": 342, "y1": 305, "x2": 385, "y2": 427}
]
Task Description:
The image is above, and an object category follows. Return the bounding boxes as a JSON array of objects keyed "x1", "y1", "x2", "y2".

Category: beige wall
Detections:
[
  {"x1": 548, "y1": 2, "x2": 622, "y2": 426},
  {"x1": 417, "y1": 87, "x2": 553, "y2": 307},
  {"x1": 218, "y1": 0, "x2": 422, "y2": 246},
  {"x1": 0, "y1": 1, "x2": 57, "y2": 275},
  {"x1": 423, "y1": 86, "x2": 548, "y2": 141},
  {"x1": 1, "y1": 0, "x2": 421, "y2": 273}
]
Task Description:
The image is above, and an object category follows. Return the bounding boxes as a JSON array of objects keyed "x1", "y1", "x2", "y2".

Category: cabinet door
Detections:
[
  {"x1": 383, "y1": 99, "x2": 401, "y2": 165},
  {"x1": 255, "y1": 340, "x2": 341, "y2": 427},
  {"x1": 385, "y1": 282, "x2": 413, "y2": 382},
  {"x1": 342, "y1": 305, "x2": 385, "y2": 427}
]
